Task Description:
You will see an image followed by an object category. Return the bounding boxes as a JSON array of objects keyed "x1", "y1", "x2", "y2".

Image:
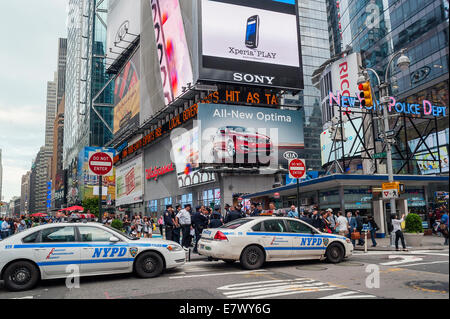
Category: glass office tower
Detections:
[
  {"x1": 297, "y1": 0, "x2": 331, "y2": 171},
  {"x1": 64, "y1": 0, "x2": 113, "y2": 171}
]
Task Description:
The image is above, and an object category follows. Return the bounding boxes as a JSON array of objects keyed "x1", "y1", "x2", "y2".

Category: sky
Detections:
[{"x1": 0, "y1": 0, "x2": 67, "y2": 202}]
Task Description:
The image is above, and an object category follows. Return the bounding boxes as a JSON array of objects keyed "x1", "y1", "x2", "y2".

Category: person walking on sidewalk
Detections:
[
  {"x1": 440, "y1": 210, "x2": 449, "y2": 245},
  {"x1": 392, "y1": 214, "x2": 408, "y2": 251},
  {"x1": 354, "y1": 211, "x2": 365, "y2": 246},
  {"x1": 367, "y1": 216, "x2": 379, "y2": 247}
]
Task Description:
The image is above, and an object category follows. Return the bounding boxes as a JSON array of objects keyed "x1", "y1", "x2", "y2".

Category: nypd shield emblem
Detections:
[
  {"x1": 323, "y1": 238, "x2": 329, "y2": 247},
  {"x1": 129, "y1": 247, "x2": 138, "y2": 258}
]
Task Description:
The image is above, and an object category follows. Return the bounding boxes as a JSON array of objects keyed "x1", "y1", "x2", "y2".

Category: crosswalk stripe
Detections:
[
  {"x1": 218, "y1": 278, "x2": 340, "y2": 299},
  {"x1": 169, "y1": 269, "x2": 270, "y2": 279}
]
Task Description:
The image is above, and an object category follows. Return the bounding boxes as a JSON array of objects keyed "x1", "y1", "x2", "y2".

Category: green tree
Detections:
[
  {"x1": 82, "y1": 197, "x2": 100, "y2": 219},
  {"x1": 405, "y1": 213, "x2": 423, "y2": 233},
  {"x1": 111, "y1": 219, "x2": 123, "y2": 231}
]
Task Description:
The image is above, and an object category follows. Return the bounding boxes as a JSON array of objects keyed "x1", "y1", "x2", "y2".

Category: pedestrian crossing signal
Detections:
[{"x1": 359, "y1": 82, "x2": 373, "y2": 107}]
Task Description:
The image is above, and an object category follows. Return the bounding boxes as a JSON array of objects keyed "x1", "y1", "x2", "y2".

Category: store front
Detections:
[{"x1": 243, "y1": 174, "x2": 448, "y2": 237}]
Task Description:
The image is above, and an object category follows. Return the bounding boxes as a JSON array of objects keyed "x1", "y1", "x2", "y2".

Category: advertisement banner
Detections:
[
  {"x1": 107, "y1": 0, "x2": 141, "y2": 63},
  {"x1": 408, "y1": 128, "x2": 449, "y2": 175},
  {"x1": 78, "y1": 147, "x2": 116, "y2": 202},
  {"x1": 151, "y1": 0, "x2": 194, "y2": 105},
  {"x1": 197, "y1": 103, "x2": 304, "y2": 167},
  {"x1": 320, "y1": 118, "x2": 363, "y2": 166},
  {"x1": 116, "y1": 155, "x2": 144, "y2": 206},
  {"x1": 113, "y1": 48, "x2": 141, "y2": 136},
  {"x1": 198, "y1": 0, "x2": 303, "y2": 90},
  {"x1": 171, "y1": 126, "x2": 216, "y2": 188}
]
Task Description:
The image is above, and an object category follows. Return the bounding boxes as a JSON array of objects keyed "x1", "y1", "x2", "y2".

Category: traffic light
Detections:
[{"x1": 358, "y1": 81, "x2": 373, "y2": 107}]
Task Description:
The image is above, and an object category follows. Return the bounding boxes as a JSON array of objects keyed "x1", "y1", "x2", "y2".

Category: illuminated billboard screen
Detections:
[
  {"x1": 408, "y1": 128, "x2": 449, "y2": 175},
  {"x1": 198, "y1": 0, "x2": 303, "y2": 90},
  {"x1": 116, "y1": 155, "x2": 144, "y2": 206},
  {"x1": 197, "y1": 103, "x2": 304, "y2": 167},
  {"x1": 113, "y1": 48, "x2": 140, "y2": 136},
  {"x1": 151, "y1": 0, "x2": 194, "y2": 105},
  {"x1": 171, "y1": 126, "x2": 216, "y2": 188}
]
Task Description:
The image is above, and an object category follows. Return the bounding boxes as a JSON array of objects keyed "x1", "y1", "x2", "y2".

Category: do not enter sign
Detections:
[
  {"x1": 289, "y1": 159, "x2": 306, "y2": 179},
  {"x1": 89, "y1": 152, "x2": 113, "y2": 176}
]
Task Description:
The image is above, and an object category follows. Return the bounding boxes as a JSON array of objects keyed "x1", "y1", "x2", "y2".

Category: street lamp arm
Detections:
[
  {"x1": 384, "y1": 48, "x2": 408, "y2": 85},
  {"x1": 364, "y1": 68, "x2": 381, "y2": 87}
]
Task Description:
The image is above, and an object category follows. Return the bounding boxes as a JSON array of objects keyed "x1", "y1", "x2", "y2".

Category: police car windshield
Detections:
[
  {"x1": 220, "y1": 218, "x2": 252, "y2": 229},
  {"x1": 104, "y1": 225, "x2": 139, "y2": 240}
]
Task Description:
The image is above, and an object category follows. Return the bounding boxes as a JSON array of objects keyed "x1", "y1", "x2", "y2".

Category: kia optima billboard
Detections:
[
  {"x1": 198, "y1": 103, "x2": 304, "y2": 167},
  {"x1": 198, "y1": 0, "x2": 303, "y2": 90}
]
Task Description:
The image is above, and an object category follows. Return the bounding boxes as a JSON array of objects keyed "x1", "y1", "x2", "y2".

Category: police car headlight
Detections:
[{"x1": 166, "y1": 244, "x2": 183, "y2": 252}]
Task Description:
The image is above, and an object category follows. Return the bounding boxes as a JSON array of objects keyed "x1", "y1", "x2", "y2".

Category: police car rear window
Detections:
[
  {"x1": 22, "y1": 231, "x2": 39, "y2": 243},
  {"x1": 220, "y1": 219, "x2": 252, "y2": 229}
]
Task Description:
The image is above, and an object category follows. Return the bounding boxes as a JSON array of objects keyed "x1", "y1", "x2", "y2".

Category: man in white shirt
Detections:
[
  {"x1": 335, "y1": 211, "x2": 349, "y2": 236},
  {"x1": 177, "y1": 204, "x2": 192, "y2": 248},
  {"x1": 392, "y1": 214, "x2": 408, "y2": 251}
]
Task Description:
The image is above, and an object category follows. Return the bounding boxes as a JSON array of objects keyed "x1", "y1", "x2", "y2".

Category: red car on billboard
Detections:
[{"x1": 211, "y1": 126, "x2": 273, "y2": 162}]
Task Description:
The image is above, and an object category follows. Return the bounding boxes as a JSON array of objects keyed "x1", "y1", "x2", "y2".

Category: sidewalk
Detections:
[{"x1": 353, "y1": 234, "x2": 448, "y2": 251}]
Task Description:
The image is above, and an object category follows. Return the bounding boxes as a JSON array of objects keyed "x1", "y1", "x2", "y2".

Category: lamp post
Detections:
[{"x1": 358, "y1": 49, "x2": 411, "y2": 228}]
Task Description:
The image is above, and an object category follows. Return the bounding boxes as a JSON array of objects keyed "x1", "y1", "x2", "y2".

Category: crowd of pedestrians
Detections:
[
  {"x1": 0, "y1": 215, "x2": 58, "y2": 240},
  {"x1": 155, "y1": 201, "x2": 386, "y2": 252}
]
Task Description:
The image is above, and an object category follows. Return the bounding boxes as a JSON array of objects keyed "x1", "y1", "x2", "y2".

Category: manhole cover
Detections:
[
  {"x1": 405, "y1": 281, "x2": 449, "y2": 294},
  {"x1": 336, "y1": 261, "x2": 365, "y2": 267},
  {"x1": 296, "y1": 265, "x2": 328, "y2": 271}
]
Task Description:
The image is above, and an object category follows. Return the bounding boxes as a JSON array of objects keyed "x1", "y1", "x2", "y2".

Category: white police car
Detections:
[
  {"x1": 0, "y1": 222, "x2": 185, "y2": 291},
  {"x1": 197, "y1": 217, "x2": 353, "y2": 269}
]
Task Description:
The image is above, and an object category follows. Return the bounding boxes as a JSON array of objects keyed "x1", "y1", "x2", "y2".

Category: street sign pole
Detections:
[
  {"x1": 99, "y1": 176, "x2": 102, "y2": 220},
  {"x1": 296, "y1": 178, "x2": 300, "y2": 208}
]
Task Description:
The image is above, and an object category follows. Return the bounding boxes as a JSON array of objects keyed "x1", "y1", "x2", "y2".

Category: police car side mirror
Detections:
[{"x1": 109, "y1": 236, "x2": 120, "y2": 243}]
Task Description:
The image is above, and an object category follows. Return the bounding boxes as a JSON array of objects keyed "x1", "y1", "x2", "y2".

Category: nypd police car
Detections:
[
  {"x1": 197, "y1": 217, "x2": 353, "y2": 269},
  {"x1": 0, "y1": 223, "x2": 185, "y2": 291}
]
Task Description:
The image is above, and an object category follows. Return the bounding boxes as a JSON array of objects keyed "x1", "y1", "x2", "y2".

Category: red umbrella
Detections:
[
  {"x1": 31, "y1": 213, "x2": 48, "y2": 217},
  {"x1": 66, "y1": 206, "x2": 84, "y2": 212}
]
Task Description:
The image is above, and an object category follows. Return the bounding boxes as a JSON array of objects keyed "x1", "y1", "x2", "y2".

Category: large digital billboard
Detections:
[
  {"x1": 151, "y1": 0, "x2": 194, "y2": 105},
  {"x1": 107, "y1": 0, "x2": 141, "y2": 63},
  {"x1": 113, "y1": 48, "x2": 140, "y2": 136},
  {"x1": 408, "y1": 128, "x2": 449, "y2": 175},
  {"x1": 198, "y1": 0, "x2": 303, "y2": 90},
  {"x1": 171, "y1": 126, "x2": 216, "y2": 188},
  {"x1": 116, "y1": 155, "x2": 144, "y2": 206},
  {"x1": 197, "y1": 103, "x2": 304, "y2": 167}
]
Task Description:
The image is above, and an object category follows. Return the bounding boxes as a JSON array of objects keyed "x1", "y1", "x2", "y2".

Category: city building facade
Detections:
[
  {"x1": 20, "y1": 171, "x2": 31, "y2": 214},
  {"x1": 0, "y1": 148, "x2": 2, "y2": 201},
  {"x1": 63, "y1": 0, "x2": 113, "y2": 173}
]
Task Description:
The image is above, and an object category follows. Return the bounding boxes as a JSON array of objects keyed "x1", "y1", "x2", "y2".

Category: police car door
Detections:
[
  {"x1": 258, "y1": 219, "x2": 292, "y2": 259},
  {"x1": 33, "y1": 226, "x2": 81, "y2": 277},
  {"x1": 77, "y1": 226, "x2": 130, "y2": 274},
  {"x1": 286, "y1": 220, "x2": 325, "y2": 258}
]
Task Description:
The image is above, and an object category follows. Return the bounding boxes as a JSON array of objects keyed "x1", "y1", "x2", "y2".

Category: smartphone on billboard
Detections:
[{"x1": 245, "y1": 15, "x2": 259, "y2": 49}]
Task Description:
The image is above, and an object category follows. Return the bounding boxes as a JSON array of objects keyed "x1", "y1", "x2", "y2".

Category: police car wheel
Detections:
[
  {"x1": 134, "y1": 252, "x2": 164, "y2": 278},
  {"x1": 240, "y1": 245, "x2": 265, "y2": 270},
  {"x1": 326, "y1": 243, "x2": 344, "y2": 263},
  {"x1": 3, "y1": 261, "x2": 39, "y2": 292}
]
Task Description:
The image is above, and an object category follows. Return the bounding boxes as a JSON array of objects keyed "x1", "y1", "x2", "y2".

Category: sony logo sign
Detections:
[{"x1": 233, "y1": 73, "x2": 275, "y2": 85}]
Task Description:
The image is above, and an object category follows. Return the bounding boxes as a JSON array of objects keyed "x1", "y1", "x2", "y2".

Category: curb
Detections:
[{"x1": 354, "y1": 246, "x2": 447, "y2": 251}]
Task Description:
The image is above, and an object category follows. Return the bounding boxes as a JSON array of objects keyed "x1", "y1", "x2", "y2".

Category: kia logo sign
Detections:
[
  {"x1": 115, "y1": 20, "x2": 130, "y2": 43},
  {"x1": 283, "y1": 151, "x2": 298, "y2": 160}
]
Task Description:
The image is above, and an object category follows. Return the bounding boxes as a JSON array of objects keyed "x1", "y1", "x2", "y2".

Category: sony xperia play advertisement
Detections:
[{"x1": 199, "y1": 0, "x2": 303, "y2": 90}]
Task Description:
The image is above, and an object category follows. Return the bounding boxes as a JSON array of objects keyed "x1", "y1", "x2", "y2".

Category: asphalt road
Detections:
[{"x1": 0, "y1": 249, "x2": 448, "y2": 299}]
